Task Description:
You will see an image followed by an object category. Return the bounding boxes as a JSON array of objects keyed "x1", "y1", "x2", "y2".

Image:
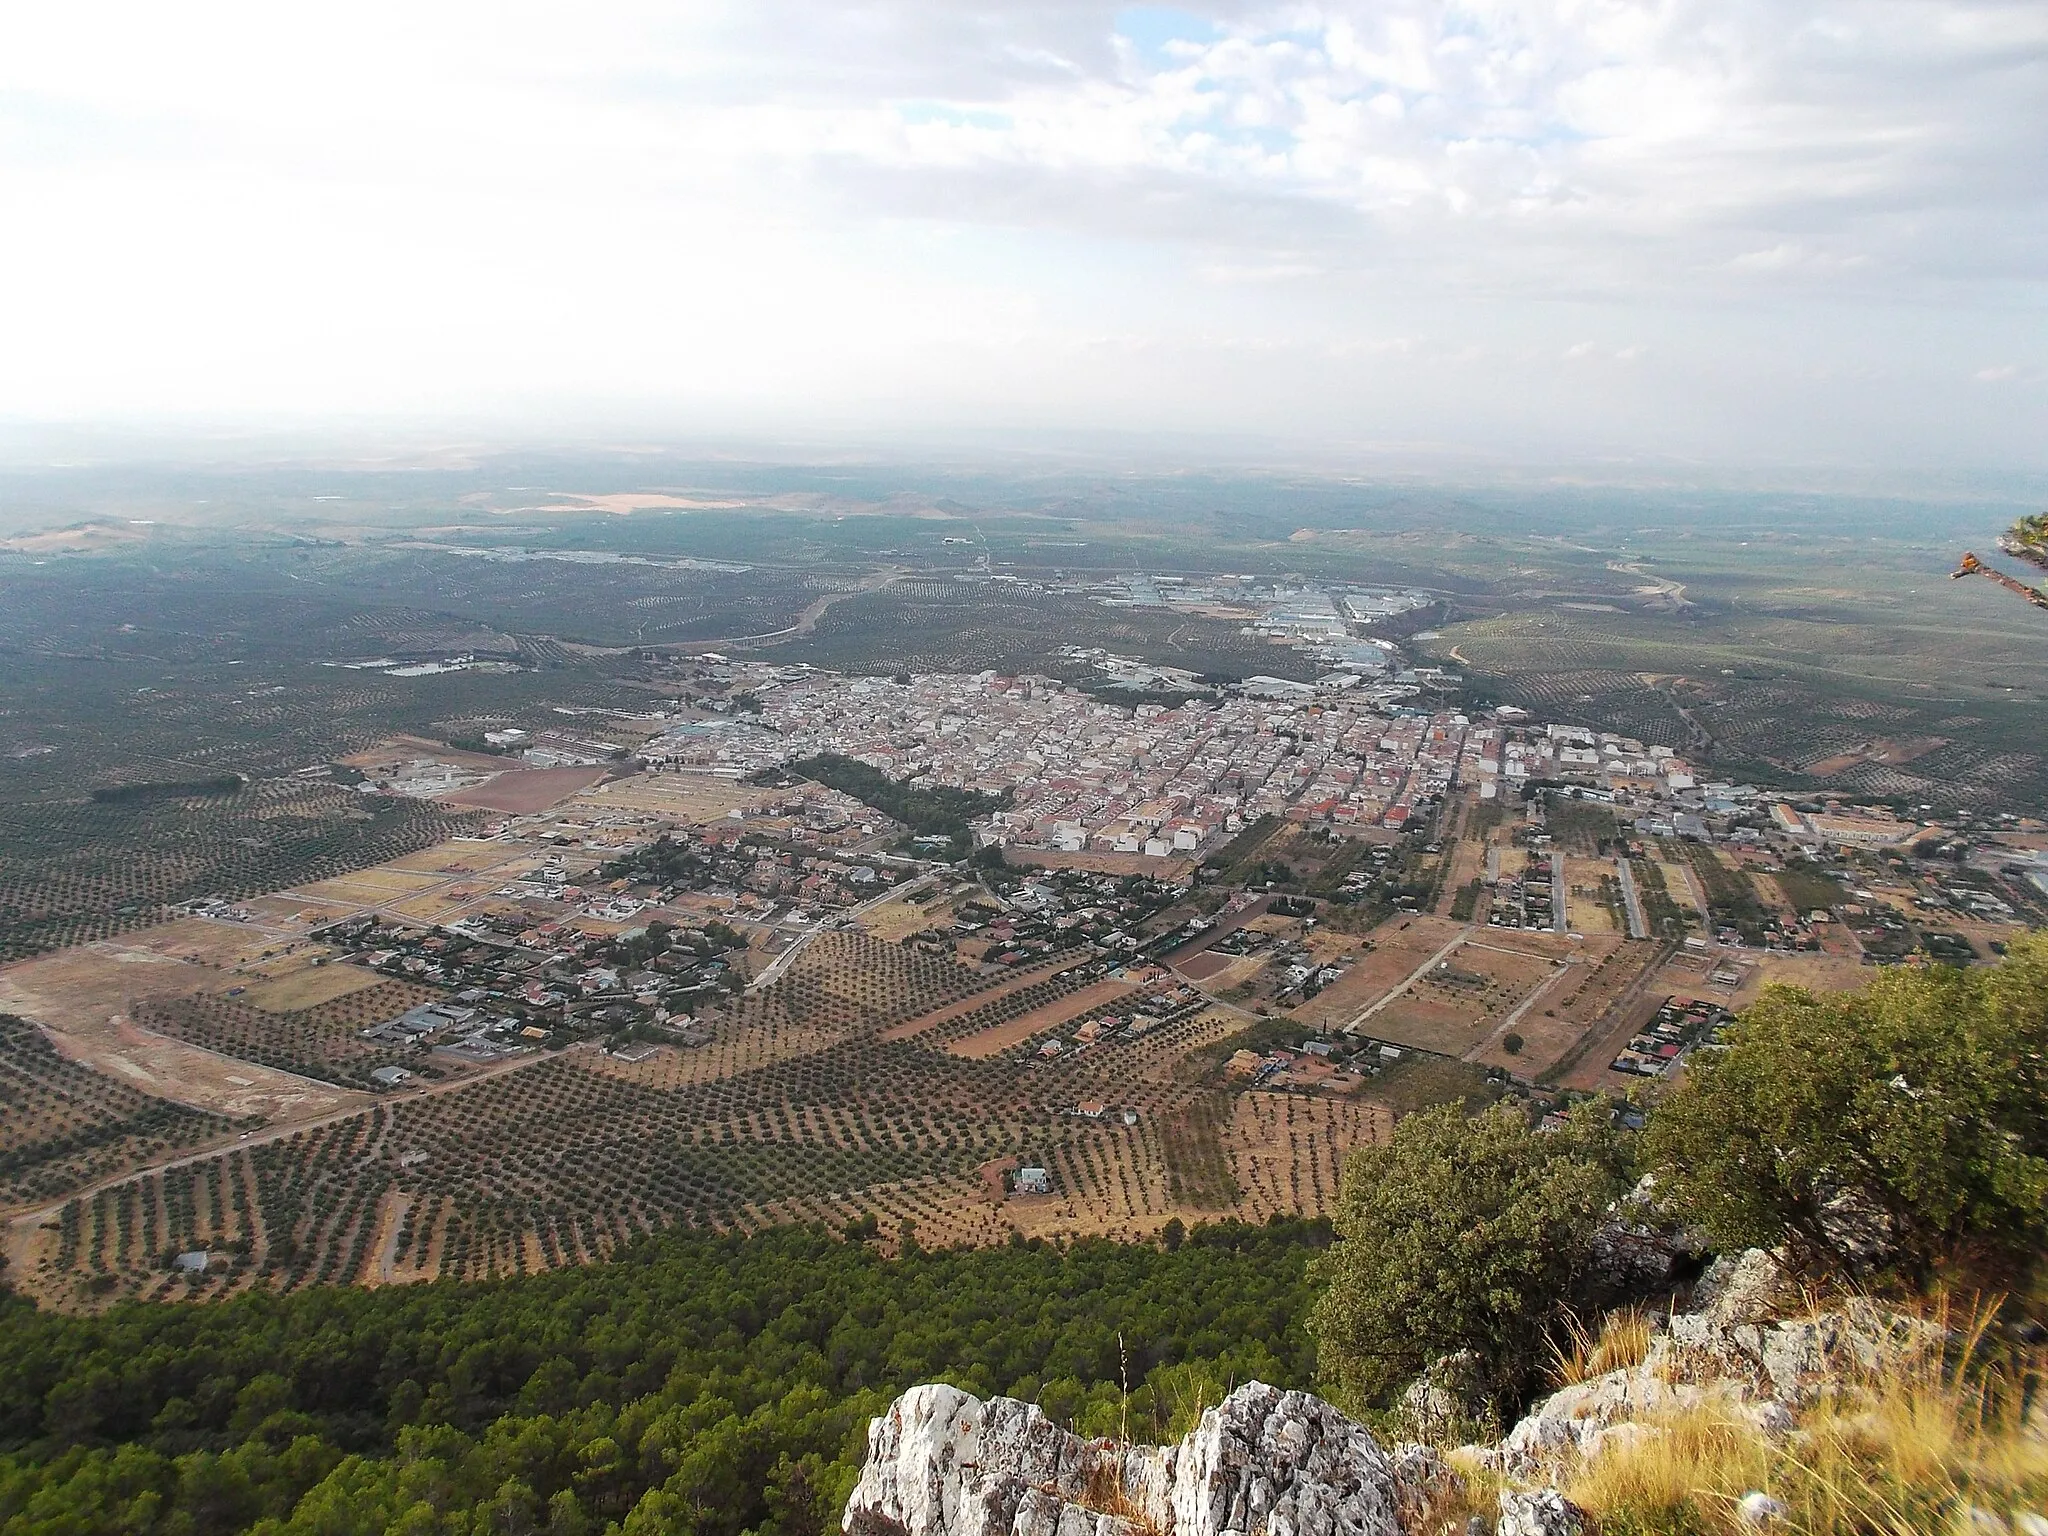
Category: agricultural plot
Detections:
[
  {"x1": 562, "y1": 774, "x2": 789, "y2": 823},
  {"x1": 1223, "y1": 1092, "x2": 1386, "y2": 1222},
  {"x1": 0, "y1": 780, "x2": 484, "y2": 962},
  {"x1": 774, "y1": 582, "x2": 1316, "y2": 681},
  {"x1": 941, "y1": 977, "x2": 1138, "y2": 1059},
  {"x1": 1363, "y1": 937, "x2": 1563, "y2": 1058},
  {"x1": 0, "y1": 925, "x2": 378, "y2": 1126},
  {"x1": 1283, "y1": 915, "x2": 1468, "y2": 1034},
  {"x1": 19, "y1": 963, "x2": 1379, "y2": 1298},
  {"x1": 132, "y1": 976, "x2": 449, "y2": 1090},
  {"x1": 769, "y1": 931, "x2": 998, "y2": 1034},
  {"x1": 0, "y1": 1015, "x2": 242, "y2": 1209}
]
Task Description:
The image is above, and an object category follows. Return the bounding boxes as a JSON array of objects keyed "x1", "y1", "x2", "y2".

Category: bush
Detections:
[
  {"x1": 1310, "y1": 1098, "x2": 1629, "y2": 1416},
  {"x1": 1644, "y1": 933, "x2": 2048, "y2": 1285}
]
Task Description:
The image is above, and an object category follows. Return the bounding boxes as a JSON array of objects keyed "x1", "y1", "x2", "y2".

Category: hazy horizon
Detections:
[{"x1": 4, "y1": 3, "x2": 2045, "y2": 475}]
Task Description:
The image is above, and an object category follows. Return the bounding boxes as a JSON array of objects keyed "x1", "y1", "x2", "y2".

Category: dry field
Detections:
[
  {"x1": 562, "y1": 773, "x2": 789, "y2": 822},
  {"x1": 133, "y1": 975, "x2": 447, "y2": 1090},
  {"x1": 14, "y1": 925, "x2": 1403, "y2": 1301},
  {"x1": 999, "y1": 849, "x2": 1198, "y2": 879},
  {"x1": 1563, "y1": 856, "x2": 1622, "y2": 934},
  {"x1": 1285, "y1": 914, "x2": 1469, "y2": 1033},
  {"x1": 1748, "y1": 951, "x2": 1874, "y2": 996},
  {"x1": 853, "y1": 888, "x2": 961, "y2": 943},
  {"x1": 943, "y1": 977, "x2": 1139, "y2": 1059},
  {"x1": 0, "y1": 925, "x2": 374, "y2": 1127},
  {"x1": 440, "y1": 765, "x2": 612, "y2": 813},
  {"x1": 340, "y1": 737, "x2": 512, "y2": 776},
  {"x1": 1, "y1": 1015, "x2": 240, "y2": 1212},
  {"x1": 1362, "y1": 937, "x2": 1561, "y2": 1057},
  {"x1": 234, "y1": 955, "x2": 390, "y2": 1012},
  {"x1": 290, "y1": 867, "x2": 449, "y2": 907}
]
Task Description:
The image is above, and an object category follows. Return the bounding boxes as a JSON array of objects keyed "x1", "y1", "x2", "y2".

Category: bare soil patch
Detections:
[
  {"x1": 1176, "y1": 950, "x2": 1235, "y2": 982},
  {"x1": 441, "y1": 766, "x2": 610, "y2": 813},
  {"x1": 0, "y1": 931, "x2": 371, "y2": 1125},
  {"x1": 945, "y1": 977, "x2": 1139, "y2": 1059}
]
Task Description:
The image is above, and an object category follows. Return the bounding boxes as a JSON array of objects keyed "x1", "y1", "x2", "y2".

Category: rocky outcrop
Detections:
[
  {"x1": 1486, "y1": 1248, "x2": 1942, "y2": 1476},
  {"x1": 1494, "y1": 1489, "x2": 1587, "y2": 1536},
  {"x1": 842, "y1": 1382, "x2": 1410, "y2": 1536},
  {"x1": 845, "y1": 1249, "x2": 1986, "y2": 1536}
]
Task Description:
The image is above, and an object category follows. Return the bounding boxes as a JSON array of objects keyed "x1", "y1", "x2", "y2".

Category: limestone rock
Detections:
[
  {"x1": 843, "y1": 1382, "x2": 1407, "y2": 1536},
  {"x1": 1691, "y1": 1248, "x2": 1791, "y2": 1324},
  {"x1": 1494, "y1": 1488, "x2": 1586, "y2": 1536},
  {"x1": 1587, "y1": 1174, "x2": 1701, "y2": 1294},
  {"x1": 1496, "y1": 1273, "x2": 1941, "y2": 1477},
  {"x1": 1398, "y1": 1351, "x2": 1480, "y2": 1441}
]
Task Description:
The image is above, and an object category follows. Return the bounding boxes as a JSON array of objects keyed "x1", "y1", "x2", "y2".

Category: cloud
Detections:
[{"x1": 0, "y1": 2, "x2": 2042, "y2": 469}]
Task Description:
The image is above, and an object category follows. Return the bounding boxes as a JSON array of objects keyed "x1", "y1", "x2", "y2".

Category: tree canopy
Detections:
[
  {"x1": 1644, "y1": 932, "x2": 2048, "y2": 1284},
  {"x1": 0, "y1": 1220, "x2": 1326, "y2": 1536},
  {"x1": 1309, "y1": 1099, "x2": 1629, "y2": 1417}
]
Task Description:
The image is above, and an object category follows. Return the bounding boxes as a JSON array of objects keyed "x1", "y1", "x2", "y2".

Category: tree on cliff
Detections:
[
  {"x1": 1310, "y1": 1098, "x2": 1629, "y2": 1417},
  {"x1": 1645, "y1": 932, "x2": 2048, "y2": 1285}
]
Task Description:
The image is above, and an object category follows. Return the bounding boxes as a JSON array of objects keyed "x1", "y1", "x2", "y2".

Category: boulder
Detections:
[
  {"x1": 1495, "y1": 1489, "x2": 1586, "y2": 1536},
  {"x1": 843, "y1": 1382, "x2": 1410, "y2": 1536},
  {"x1": 1690, "y1": 1248, "x2": 1791, "y2": 1324}
]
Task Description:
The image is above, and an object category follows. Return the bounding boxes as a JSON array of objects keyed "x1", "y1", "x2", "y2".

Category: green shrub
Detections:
[
  {"x1": 1644, "y1": 933, "x2": 2048, "y2": 1285},
  {"x1": 1310, "y1": 1099, "x2": 1629, "y2": 1416}
]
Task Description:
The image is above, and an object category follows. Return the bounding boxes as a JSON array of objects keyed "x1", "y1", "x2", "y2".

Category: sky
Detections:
[{"x1": 1, "y1": 2, "x2": 2044, "y2": 474}]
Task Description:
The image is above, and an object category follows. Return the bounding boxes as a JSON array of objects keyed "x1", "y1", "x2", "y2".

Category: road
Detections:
[
  {"x1": 747, "y1": 870, "x2": 940, "y2": 991},
  {"x1": 1615, "y1": 858, "x2": 1650, "y2": 940},
  {"x1": 698, "y1": 566, "x2": 906, "y2": 646},
  {"x1": 1341, "y1": 926, "x2": 1473, "y2": 1033},
  {"x1": 1551, "y1": 853, "x2": 1569, "y2": 934}
]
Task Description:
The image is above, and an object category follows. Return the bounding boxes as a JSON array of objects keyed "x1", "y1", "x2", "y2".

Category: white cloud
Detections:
[{"x1": 0, "y1": 1, "x2": 2042, "y2": 469}]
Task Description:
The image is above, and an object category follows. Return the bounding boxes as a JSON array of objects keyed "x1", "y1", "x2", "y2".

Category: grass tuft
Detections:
[
  {"x1": 1561, "y1": 1294, "x2": 2048, "y2": 1535},
  {"x1": 1548, "y1": 1306, "x2": 1656, "y2": 1387}
]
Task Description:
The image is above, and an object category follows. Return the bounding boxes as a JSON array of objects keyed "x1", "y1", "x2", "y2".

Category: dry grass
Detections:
[
  {"x1": 1563, "y1": 1297, "x2": 2048, "y2": 1536},
  {"x1": 1547, "y1": 1306, "x2": 1656, "y2": 1387}
]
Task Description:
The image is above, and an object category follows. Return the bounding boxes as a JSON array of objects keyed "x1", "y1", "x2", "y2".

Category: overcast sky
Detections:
[{"x1": 2, "y1": 2, "x2": 2044, "y2": 473}]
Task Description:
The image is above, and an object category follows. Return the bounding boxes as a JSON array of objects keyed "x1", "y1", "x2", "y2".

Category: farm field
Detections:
[
  {"x1": 1283, "y1": 915, "x2": 1469, "y2": 1034},
  {"x1": 1362, "y1": 937, "x2": 1562, "y2": 1058},
  {"x1": 133, "y1": 975, "x2": 450, "y2": 1090},
  {"x1": 943, "y1": 977, "x2": 1139, "y2": 1058},
  {"x1": 10, "y1": 923, "x2": 1408, "y2": 1302},
  {"x1": 1, "y1": 1015, "x2": 244, "y2": 1212},
  {"x1": 0, "y1": 923, "x2": 378, "y2": 1127}
]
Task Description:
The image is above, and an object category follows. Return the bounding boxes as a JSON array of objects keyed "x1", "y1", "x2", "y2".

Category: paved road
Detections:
[
  {"x1": 1551, "y1": 853, "x2": 1569, "y2": 934},
  {"x1": 1615, "y1": 858, "x2": 1650, "y2": 940}
]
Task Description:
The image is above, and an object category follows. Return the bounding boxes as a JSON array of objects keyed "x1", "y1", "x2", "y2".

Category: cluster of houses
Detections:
[
  {"x1": 1610, "y1": 996, "x2": 1734, "y2": 1079},
  {"x1": 319, "y1": 908, "x2": 739, "y2": 1072}
]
